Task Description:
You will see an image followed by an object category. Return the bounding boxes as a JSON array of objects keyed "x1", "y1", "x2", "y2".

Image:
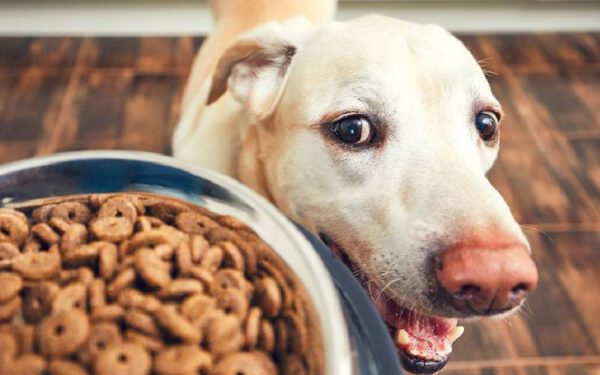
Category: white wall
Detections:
[{"x1": 0, "y1": 1, "x2": 599, "y2": 35}]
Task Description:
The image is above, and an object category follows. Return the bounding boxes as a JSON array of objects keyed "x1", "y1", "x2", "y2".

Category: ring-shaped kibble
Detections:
[
  {"x1": 52, "y1": 282, "x2": 87, "y2": 314},
  {"x1": 37, "y1": 309, "x2": 90, "y2": 356},
  {"x1": 60, "y1": 223, "x2": 88, "y2": 253},
  {"x1": 175, "y1": 211, "x2": 219, "y2": 235},
  {"x1": 216, "y1": 288, "x2": 249, "y2": 320},
  {"x1": 49, "y1": 359, "x2": 88, "y2": 375},
  {"x1": 0, "y1": 212, "x2": 29, "y2": 246},
  {"x1": 98, "y1": 196, "x2": 142, "y2": 223},
  {"x1": 51, "y1": 202, "x2": 92, "y2": 224},
  {"x1": 212, "y1": 351, "x2": 277, "y2": 375},
  {"x1": 22, "y1": 282, "x2": 59, "y2": 324},
  {"x1": 87, "y1": 322, "x2": 123, "y2": 359},
  {"x1": 93, "y1": 343, "x2": 151, "y2": 375},
  {"x1": 91, "y1": 217, "x2": 134, "y2": 243}
]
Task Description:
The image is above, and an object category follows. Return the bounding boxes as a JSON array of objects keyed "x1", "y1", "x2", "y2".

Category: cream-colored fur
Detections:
[{"x1": 173, "y1": 0, "x2": 529, "y2": 318}]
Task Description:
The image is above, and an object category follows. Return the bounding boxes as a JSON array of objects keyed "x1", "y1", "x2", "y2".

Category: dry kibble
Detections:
[
  {"x1": 0, "y1": 193, "x2": 322, "y2": 374},
  {"x1": 0, "y1": 272, "x2": 23, "y2": 303},
  {"x1": 93, "y1": 343, "x2": 151, "y2": 375},
  {"x1": 154, "y1": 345, "x2": 212, "y2": 374},
  {"x1": 37, "y1": 309, "x2": 90, "y2": 356},
  {"x1": 212, "y1": 351, "x2": 277, "y2": 375}
]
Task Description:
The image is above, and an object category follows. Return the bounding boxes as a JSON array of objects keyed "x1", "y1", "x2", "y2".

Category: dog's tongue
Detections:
[{"x1": 367, "y1": 282, "x2": 463, "y2": 364}]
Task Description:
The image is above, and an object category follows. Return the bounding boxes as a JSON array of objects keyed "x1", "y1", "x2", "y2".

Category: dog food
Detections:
[{"x1": 0, "y1": 193, "x2": 323, "y2": 375}]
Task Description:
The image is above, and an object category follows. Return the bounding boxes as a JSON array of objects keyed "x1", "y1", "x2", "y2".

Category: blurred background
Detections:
[{"x1": 0, "y1": 1, "x2": 599, "y2": 374}]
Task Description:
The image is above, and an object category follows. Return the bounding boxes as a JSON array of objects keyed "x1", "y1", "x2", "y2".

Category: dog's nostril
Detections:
[
  {"x1": 511, "y1": 283, "x2": 529, "y2": 295},
  {"x1": 458, "y1": 284, "x2": 480, "y2": 298}
]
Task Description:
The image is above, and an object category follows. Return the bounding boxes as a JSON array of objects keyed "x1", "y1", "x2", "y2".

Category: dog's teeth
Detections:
[
  {"x1": 396, "y1": 329, "x2": 411, "y2": 345},
  {"x1": 447, "y1": 326, "x2": 465, "y2": 343}
]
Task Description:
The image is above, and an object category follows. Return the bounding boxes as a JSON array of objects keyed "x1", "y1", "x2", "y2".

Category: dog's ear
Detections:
[{"x1": 207, "y1": 17, "x2": 313, "y2": 119}]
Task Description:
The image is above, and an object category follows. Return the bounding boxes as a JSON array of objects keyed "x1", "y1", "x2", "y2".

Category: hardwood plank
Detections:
[
  {"x1": 0, "y1": 69, "x2": 69, "y2": 141},
  {"x1": 557, "y1": 138, "x2": 600, "y2": 220},
  {"x1": 517, "y1": 72, "x2": 597, "y2": 133},
  {"x1": 488, "y1": 135, "x2": 599, "y2": 224},
  {"x1": 0, "y1": 37, "x2": 81, "y2": 71},
  {"x1": 120, "y1": 74, "x2": 179, "y2": 152},
  {"x1": 445, "y1": 364, "x2": 600, "y2": 375}
]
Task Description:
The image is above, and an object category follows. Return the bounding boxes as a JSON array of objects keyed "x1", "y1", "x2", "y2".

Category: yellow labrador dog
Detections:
[{"x1": 173, "y1": 1, "x2": 538, "y2": 373}]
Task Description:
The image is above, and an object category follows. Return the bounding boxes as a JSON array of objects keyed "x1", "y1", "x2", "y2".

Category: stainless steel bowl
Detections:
[{"x1": 0, "y1": 150, "x2": 404, "y2": 375}]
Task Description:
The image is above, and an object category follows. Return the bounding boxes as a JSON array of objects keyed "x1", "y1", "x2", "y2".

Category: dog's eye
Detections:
[
  {"x1": 332, "y1": 116, "x2": 373, "y2": 145},
  {"x1": 475, "y1": 111, "x2": 499, "y2": 141}
]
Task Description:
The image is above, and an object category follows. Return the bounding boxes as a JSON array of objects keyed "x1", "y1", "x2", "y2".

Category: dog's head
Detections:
[{"x1": 208, "y1": 15, "x2": 538, "y2": 373}]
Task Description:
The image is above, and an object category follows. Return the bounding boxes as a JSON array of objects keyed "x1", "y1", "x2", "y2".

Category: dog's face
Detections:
[{"x1": 208, "y1": 15, "x2": 538, "y2": 374}]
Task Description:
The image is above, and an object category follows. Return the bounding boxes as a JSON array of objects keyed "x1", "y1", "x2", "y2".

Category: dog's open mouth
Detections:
[{"x1": 320, "y1": 233, "x2": 464, "y2": 374}]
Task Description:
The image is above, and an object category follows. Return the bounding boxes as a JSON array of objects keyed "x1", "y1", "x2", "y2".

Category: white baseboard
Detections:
[{"x1": 0, "y1": 1, "x2": 599, "y2": 35}]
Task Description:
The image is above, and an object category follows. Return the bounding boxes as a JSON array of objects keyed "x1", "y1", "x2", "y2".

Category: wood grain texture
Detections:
[{"x1": 0, "y1": 34, "x2": 598, "y2": 372}]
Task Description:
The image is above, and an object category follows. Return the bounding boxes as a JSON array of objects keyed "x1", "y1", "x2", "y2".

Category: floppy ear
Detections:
[{"x1": 207, "y1": 17, "x2": 313, "y2": 120}]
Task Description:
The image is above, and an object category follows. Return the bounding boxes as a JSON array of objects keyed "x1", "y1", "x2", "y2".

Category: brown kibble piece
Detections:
[
  {"x1": 124, "y1": 330, "x2": 164, "y2": 353},
  {"x1": 0, "y1": 211, "x2": 29, "y2": 246},
  {"x1": 117, "y1": 289, "x2": 162, "y2": 313},
  {"x1": 87, "y1": 323, "x2": 122, "y2": 359},
  {"x1": 135, "y1": 248, "x2": 171, "y2": 289},
  {"x1": 154, "y1": 345, "x2": 212, "y2": 375},
  {"x1": 212, "y1": 351, "x2": 277, "y2": 375},
  {"x1": 200, "y1": 245, "x2": 223, "y2": 272},
  {"x1": 206, "y1": 313, "x2": 244, "y2": 355},
  {"x1": 60, "y1": 223, "x2": 88, "y2": 253},
  {"x1": 106, "y1": 268, "x2": 136, "y2": 299},
  {"x1": 175, "y1": 241, "x2": 192, "y2": 276},
  {"x1": 157, "y1": 279, "x2": 203, "y2": 300},
  {"x1": 91, "y1": 304, "x2": 125, "y2": 322},
  {"x1": 216, "y1": 289, "x2": 249, "y2": 320},
  {"x1": 281, "y1": 354, "x2": 307, "y2": 375},
  {"x1": 98, "y1": 242, "x2": 118, "y2": 280},
  {"x1": 124, "y1": 310, "x2": 160, "y2": 337},
  {"x1": 180, "y1": 293, "x2": 216, "y2": 322},
  {"x1": 90, "y1": 217, "x2": 134, "y2": 243},
  {"x1": 53, "y1": 282, "x2": 87, "y2": 313},
  {"x1": 31, "y1": 223, "x2": 60, "y2": 245},
  {"x1": 190, "y1": 235, "x2": 209, "y2": 263},
  {"x1": 175, "y1": 211, "x2": 219, "y2": 235},
  {"x1": 93, "y1": 343, "x2": 151, "y2": 375},
  {"x1": 245, "y1": 307, "x2": 262, "y2": 349},
  {"x1": 255, "y1": 277, "x2": 282, "y2": 318},
  {"x1": 0, "y1": 272, "x2": 23, "y2": 303},
  {"x1": 13, "y1": 252, "x2": 61, "y2": 280},
  {"x1": 0, "y1": 241, "x2": 20, "y2": 261},
  {"x1": 22, "y1": 282, "x2": 59, "y2": 324},
  {"x1": 37, "y1": 309, "x2": 90, "y2": 356},
  {"x1": 258, "y1": 320, "x2": 275, "y2": 353},
  {"x1": 51, "y1": 202, "x2": 92, "y2": 224},
  {"x1": 4, "y1": 354, "x2": 47, "y2": 375},
  {"x1": 154, "y1": 306, "x2": 201, "y2": 344},
  {"x1": 89, "y1": 279, "x2": 106, "y2": 309},
  {"x1": 98, "y1": 196, "x2": 143, "y2": 223},
  {"x1": 0, "y1": 296, "x2": 22, "y2": 320},
  {"x1": 49, "y1": 359, "x2": 88, "y2": 375}
]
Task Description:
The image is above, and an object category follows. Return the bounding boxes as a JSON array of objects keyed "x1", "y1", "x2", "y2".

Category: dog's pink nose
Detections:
[{"x1": 435, "y1": 240, "x2": 538, "y2": 314}]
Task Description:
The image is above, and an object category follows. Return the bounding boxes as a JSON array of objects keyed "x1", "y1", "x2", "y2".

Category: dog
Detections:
[{"x1": 173, "y1": 1, "x2": 539, "y2": 373}]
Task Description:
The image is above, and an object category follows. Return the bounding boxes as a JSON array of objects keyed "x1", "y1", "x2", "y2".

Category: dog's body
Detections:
[{"x1": 174, "y1": 1, "x2": 538, "y2": 372}]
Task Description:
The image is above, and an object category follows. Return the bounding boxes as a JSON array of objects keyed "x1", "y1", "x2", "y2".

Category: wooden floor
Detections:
[{"x1": 0, "y1": 34, "x2": 599, "y2": 374}]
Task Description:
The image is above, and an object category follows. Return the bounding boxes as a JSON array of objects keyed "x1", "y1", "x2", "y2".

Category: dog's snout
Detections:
[{"x1": 435, "y1": 241, "x2": 538, "y2": 314}]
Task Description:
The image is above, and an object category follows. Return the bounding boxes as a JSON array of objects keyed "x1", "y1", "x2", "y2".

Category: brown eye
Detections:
[
  {"x1": 475, "y1": 111, "x2": 499, "y2": 141},
  {"x1": 332, "y1": 116, "x2": 374, "y2": 145}
]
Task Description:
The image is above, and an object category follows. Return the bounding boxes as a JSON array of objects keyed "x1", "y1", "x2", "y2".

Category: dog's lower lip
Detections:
[
  {"x1": 319, "y1": 232, "x2": 462, "y2": 370},
  {"x1": 399, "y1": 351, "x2": 449, "y2": 375}
]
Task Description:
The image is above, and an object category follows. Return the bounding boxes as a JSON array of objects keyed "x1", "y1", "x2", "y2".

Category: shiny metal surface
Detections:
[{"x1": 0, "y1": 150, "x2": 353, "y2": 375}]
